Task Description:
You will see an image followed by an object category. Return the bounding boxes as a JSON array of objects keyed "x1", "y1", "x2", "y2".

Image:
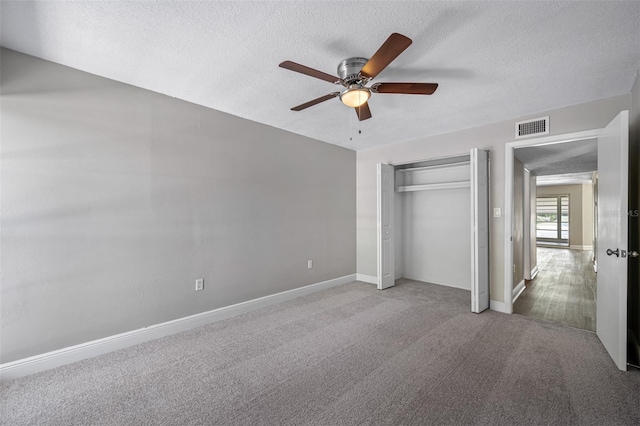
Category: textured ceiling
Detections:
[
  {"x1": 514, "y1": 138, "x2": 597, "y2": 176},
  {"x1": 1, "y1": 1, "x2": 639, "y2": 151}
]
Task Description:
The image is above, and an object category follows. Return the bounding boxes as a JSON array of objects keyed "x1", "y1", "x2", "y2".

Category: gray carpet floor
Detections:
[{"x1": 1, "y1": 279, "x2": 639, "y2": 425}]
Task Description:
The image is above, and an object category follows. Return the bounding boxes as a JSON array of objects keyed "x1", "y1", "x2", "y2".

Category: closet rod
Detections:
[
  {"x1": 396, "y1": 161, "x2": 470, "y2": 173},
  {"x1": 396, "y1": 181, "x2": 471, "y2": 192}
]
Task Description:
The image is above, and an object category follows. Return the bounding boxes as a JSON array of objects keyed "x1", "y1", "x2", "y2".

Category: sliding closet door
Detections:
[
  {"x1": 471, "y1": 149, "x2": 489, "y2": 312},
  {"x1": 377, "y1": 163, "x2": 395, "y2": 289}
]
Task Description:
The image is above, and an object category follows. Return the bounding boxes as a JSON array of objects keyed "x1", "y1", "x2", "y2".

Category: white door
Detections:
[
  {"x1": 377, "y1": 163, "x2": 395, "y2": 290},
  {"x1": 471, "y1": 148, "x2": 490, "y2": 312},
  {"x1": 597, "y1": 110, "x2": 629, "y2": 371}
]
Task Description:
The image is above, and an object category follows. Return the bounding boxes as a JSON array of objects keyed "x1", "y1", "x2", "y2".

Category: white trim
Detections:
[
  {"x1": 504, "y1": 140, "x2": 515, "y2": 312},
  {"x1": 490, "y1": 300, "x2": 511, "y2": 314},
  {"x1": 0, "y1": 274, "x2": 356, "y2": 382},
  {"x1": 506, "y1": 128, "x2": 600, "y2": 149},
  {"x1": 570, "y1": 245, "x2": 594, "y2": 251},
  {"x1": 524, "y1": 169, "x2": 532, "y2": 280},
  {"x1": 504, "y1": 128, "x2": 601, "y2": 315},
  {"x1": 356, "y1": 273, "x2": 377, "y2": 284},
  {"x1": 530, "y1": 265, "x2": 539, "y2": 280},
  {"x1": 512, "y1": 279, "x2": 526, "y2": 303}
]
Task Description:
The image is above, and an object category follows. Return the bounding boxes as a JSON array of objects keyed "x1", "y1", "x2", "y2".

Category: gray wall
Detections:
[
  {"x1": 0, "y1": 49, "x2": 356, "y2": 363},
  {"x1": 629, "y1": 71, "x2": 640, "y2": 366},
  {"x1": 357, "y1": 94, "x2": 630, "y2": 303},
  {"x1": 582, "y1": 184, "x2": 595, "y2": 249},
  {"x1": 513, "y1": 159, "x2": 525, "y2": 288}
]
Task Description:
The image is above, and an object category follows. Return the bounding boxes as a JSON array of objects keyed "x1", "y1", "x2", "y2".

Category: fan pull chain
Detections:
[{"x1": 349, "y1": 106, "x2": 363, "y2": 141}]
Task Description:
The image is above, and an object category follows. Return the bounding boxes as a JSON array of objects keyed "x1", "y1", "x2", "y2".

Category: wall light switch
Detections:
[
  {"x1": 493, "y1": 208, "x2": 502, "y2": 218},
  {"x1": 307, "y1": 260, "x2": 313, "y2": 269},
  {"x1": 195, "y1": 279, "x2": 204, "y2": 291}
]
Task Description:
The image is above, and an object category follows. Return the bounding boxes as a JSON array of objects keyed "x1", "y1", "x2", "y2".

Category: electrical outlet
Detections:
[
  {"x1": 195, "y1": 279, "x2": 204, "y2": 291},
  {"x1": 307, "y1": 260, "x2": 313, "y2": 269}
]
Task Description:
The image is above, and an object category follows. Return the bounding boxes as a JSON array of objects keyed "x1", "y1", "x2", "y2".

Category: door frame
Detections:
[{"x1": 503, "y1": 128, "x2": 601, "y2": 313}]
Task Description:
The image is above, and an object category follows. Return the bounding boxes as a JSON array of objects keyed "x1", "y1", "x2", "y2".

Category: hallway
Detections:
[{"x1": 513, "y1": 247, "x2": 596, "y2": 331}]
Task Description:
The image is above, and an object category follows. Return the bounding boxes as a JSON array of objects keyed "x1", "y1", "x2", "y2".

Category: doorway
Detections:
[
  {"x1": 504, "y1": 111, "x2": 629, "y2": 370},
  {"x1": 512, "y1": 166, "x2": 597, "y2": 331}
]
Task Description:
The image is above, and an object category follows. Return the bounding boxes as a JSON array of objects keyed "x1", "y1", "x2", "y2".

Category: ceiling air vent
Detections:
[{"x1": 515, "y1": 116, "x2": 549, "y2": 139}]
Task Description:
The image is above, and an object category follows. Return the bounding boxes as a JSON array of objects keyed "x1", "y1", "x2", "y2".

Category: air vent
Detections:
[{"x1": 515, "y1": 116, "x2": 549, "y2": 139}]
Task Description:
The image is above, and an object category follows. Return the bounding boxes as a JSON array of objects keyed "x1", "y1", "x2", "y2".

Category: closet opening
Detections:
[{"x1": 377, "y1": 148, "x2": 490, "y2": 313}]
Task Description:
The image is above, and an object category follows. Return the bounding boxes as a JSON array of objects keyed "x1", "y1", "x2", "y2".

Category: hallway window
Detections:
[{"x1": 536, "y1": 195, "x2": 569, "y2": 244}]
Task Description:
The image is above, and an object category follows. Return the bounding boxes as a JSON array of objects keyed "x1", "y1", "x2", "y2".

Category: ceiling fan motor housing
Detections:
[{"x1": 338, "y1": 57, "x2": 368, "y2": 84}]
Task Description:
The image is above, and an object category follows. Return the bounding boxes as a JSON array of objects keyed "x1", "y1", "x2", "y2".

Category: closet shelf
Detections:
[
  {"x1": 396, "y1": 181, "x2": 470, "y2": 192},
  {"x1": 396, "y1": 161, "x2": 470, "y2": 173}
]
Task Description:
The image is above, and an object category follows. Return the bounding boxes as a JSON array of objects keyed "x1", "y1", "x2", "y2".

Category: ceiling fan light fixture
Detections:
[
  {"x1": 340, "y1": 87, "x2": 371, "y2": 108},
  {"x1": 281, "y1": 33, "x2": 435, "y2": 120}
]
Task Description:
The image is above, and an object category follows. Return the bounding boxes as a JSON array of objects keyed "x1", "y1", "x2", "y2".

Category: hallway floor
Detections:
[{"x1": 513, "y1": 247, "x2": 596, "y2": 332}]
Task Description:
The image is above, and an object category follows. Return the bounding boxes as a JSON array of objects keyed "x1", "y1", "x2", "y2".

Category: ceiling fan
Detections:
[{"x1": 279, "y1": 33, "x2": 438, "y2": 121}]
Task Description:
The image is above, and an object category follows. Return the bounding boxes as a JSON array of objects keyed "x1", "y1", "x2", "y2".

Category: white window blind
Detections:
[{"x1": 536, "y1": 195, "x2": 569, "y2": 243}]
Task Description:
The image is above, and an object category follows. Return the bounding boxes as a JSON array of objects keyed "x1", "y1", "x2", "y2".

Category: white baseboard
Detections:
[
  {"x1": 0, "y1": 274, "x2": 356, "y2": 383},
  {"x1": 570, "y1": 245, "x2": 593, "y2": 251},
  {"x1": 530, "y1": 265, "x2": 539, "y2": 279},
  {"x1": 490, "y1": 300, "x2": 511, "y2": 314},
  {"x1": 512, "y1": 280, "x2": 526, "y2": 303},
  {"x1": 356, "y1": 273, "x2": 377, "y2": 284}
]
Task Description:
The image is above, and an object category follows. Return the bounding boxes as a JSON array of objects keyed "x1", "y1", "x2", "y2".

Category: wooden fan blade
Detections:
[
  {"x1": 371, "y1": 82, "x2": 438, "y2": 95},
  {"x1": 291, "y1": 92, "x2": 340, "y2": 111},
  {"x1": 355, "y1": 102, "x2": 372, "y2": 121},
  {"x1": 360, "y1": 33, "x2": 412, "y2": 79},
  {"x1": 279, "y1": 61, "x2": 340, "y2": 83}
]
